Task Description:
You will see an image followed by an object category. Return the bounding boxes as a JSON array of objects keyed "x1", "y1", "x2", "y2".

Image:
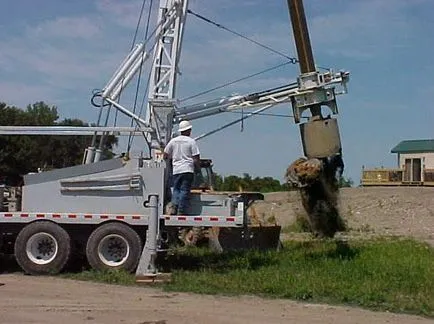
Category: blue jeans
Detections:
[{"x1": 171, "y1": 172, "x2": 194, "y2": 215}]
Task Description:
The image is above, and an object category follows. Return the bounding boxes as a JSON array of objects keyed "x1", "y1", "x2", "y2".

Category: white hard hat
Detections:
[{"x1": 178, "y1": 120, "x2": 192, "y2": 132}]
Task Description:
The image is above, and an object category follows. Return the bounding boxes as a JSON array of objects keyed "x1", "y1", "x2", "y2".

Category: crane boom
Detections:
[
  {"x1": 0, "y1": 0, "x2": 350, "y2": 163},
  {"x1": 175, "y1": 70, "x2": 348, "y2": 125},
  {"x1": 145, "y1": 0, "x2": 189, "y2": 155}
]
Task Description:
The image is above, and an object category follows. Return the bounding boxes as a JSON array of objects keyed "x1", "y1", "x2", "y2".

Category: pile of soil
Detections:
[{"x1": 252, "y1": 187, "x2": 434, "y2": 245}]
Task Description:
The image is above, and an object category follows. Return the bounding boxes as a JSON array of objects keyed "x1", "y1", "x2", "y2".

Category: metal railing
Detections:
[{"x1": 361, "y1": 167, "x2": 434, "y2": 186}]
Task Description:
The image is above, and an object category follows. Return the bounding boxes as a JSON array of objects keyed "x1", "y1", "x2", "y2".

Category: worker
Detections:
[{"x1": 163, "y1": 120, "x2": 200, "y2": 215}]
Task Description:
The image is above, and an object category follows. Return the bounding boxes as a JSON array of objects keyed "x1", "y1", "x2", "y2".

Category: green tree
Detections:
[
  {"x1": 0, "y1": 102, "x2": 118, "y2": 185},
  {"x1": 212, "y1": 170, "x2": 354, "y2": 192},
  {"x1": 212, "y1": 173, "x2": 224, "y2": 190},
  {"x1": 338, "y1": 175, "x2": 353, "y2": 188},
  {"x1": 213, "y1": 172, "x2": 288, "y2": 193},
  {"x1": 220, "y1": 175, "x2": 242, "y2": 191}
]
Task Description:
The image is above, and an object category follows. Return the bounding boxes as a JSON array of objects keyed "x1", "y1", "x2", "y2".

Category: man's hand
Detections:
[{"x1": 193, "y1": 154, "x2": 201, "y2": 171}]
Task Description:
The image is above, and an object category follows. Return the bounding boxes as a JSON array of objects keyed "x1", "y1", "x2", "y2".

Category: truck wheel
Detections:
[
  {"x1": 14, "y1": 221, "x2": 71, "y2": 275},
  {"x1": 86, "y1": 223, "x2": 142, "y2": 273}
]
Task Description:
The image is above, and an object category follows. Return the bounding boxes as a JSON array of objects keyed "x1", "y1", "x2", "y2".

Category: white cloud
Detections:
[
  {"x1": 95, "y1": 0, "x2": 158, "y2": 29},
  {"x1": 0, "y1": 0, "x2": 424, "y2": 108},
  {"x1": 308, "y1": 0, "x2": 420, "y2": 59},
  {"x1": 0, "y1": 82, "x2": 58, "y2": 109},
  {"x1": 0, "y1": 0, "x2": 418, "y2": 113},
  {"x1": 28, "y1": 16, "x2": 102, "y2": 40},
  {"x1": 0, "y1": 3, "x2": 140, "y2": 107}
]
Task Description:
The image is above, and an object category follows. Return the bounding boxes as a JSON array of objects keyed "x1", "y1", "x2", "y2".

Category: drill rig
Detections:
[{"x1": 0, "y1": 0, "x2": 349, "y2": 280}]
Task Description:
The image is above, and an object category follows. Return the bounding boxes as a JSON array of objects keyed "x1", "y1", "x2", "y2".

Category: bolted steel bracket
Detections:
[{"x1": 291, "y1": 87, "x2": 338, "y2": 123}]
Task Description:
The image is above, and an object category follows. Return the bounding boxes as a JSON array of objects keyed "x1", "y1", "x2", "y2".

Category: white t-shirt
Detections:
[{"x1": 164, "y1": 135, "x2": 200, "y2": 175}]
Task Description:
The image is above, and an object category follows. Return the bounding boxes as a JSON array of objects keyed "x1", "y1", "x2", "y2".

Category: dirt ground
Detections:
[
  {"x1": 1, "y1": 187, "x2": 433, "y2": 324},
  {"x1": 254, "y1": 187, "x2": 434, "y2": 246},
  {"x1": 0, "y1": 273, "x2": 432, "y2": 324}
]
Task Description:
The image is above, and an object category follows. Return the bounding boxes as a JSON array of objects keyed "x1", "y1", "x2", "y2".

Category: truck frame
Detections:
[{"x1": 0, "y1": 0, "x2": 350, "y2": 281}]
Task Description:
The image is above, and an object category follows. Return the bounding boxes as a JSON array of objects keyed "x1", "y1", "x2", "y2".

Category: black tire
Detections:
[
  {"x1": 86, "y1": 222, "x2": 142, "y2": 273},
  {"x1": 14, "y1": 221, "x2": 71, "y2": 275}
]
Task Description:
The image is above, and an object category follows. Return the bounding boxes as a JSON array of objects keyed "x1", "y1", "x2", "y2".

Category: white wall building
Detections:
[{"x1": 391, "y1": 139, "x2": 434, "y2": 183}]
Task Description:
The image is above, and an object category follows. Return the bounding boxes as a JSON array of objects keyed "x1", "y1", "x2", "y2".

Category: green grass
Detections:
[
  {"x1": 64, "y1": 268, "x2": 136, "y2": 286},
  {"x1": 64, "y1": 238, "x2": 434, "y2": 317},
  {"x1": 281, "y1": 213, "x2": 311, "y2": 233}
]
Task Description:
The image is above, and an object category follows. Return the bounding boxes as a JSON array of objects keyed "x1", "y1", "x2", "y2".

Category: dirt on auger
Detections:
[{"x1": 286, "y1": 156, "x2": 346, "y2": 238}]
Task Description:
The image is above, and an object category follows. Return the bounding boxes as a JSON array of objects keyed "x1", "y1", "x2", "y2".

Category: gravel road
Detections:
[{"x1": 0, "y1": 274, "x2": 431, "y2": 324}]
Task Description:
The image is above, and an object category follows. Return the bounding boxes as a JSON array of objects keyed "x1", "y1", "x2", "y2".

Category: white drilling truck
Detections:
[{"x1": 0, "y1": 0, "x2": 349, "y2": 280}]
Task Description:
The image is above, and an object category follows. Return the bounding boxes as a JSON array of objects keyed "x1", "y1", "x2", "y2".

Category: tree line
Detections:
[
  {"x1": 212, "y1": 172, "x2": 353, "y2": 193},
  {"x1": 0, "y1": 101, "x2": 117, "y2": 185}
]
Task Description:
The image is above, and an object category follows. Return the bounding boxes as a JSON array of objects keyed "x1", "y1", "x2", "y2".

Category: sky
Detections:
[{"x1": 0, "y1": 0, "x2": 434, "y2": 184}]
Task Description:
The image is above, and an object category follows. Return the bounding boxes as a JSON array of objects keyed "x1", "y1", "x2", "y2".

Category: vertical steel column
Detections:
[
  {"x1": 287, "y1": 0, "x2": 321, "y2": 117},
  {"x1": 136, "y1": 194, "x2": 159, "y2": 277}
]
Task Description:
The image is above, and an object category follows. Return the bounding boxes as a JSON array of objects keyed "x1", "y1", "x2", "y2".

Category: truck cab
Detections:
[{"x1": 192, "y1": 159, "x2": 215, "y2": 191}]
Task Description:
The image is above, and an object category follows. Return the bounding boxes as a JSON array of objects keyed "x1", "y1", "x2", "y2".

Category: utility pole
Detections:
[
  {"x1": 287, "y1": 0, "x2": 320, "y2": 117},
  {"x1": 287, "y1": 0, "x2": 315, "y2": 74},
  {"x1": 286, "y1": 0, "x2": 347, "y2": 238}
]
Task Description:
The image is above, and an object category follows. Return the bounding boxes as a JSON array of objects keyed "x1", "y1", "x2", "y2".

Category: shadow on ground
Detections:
[
  {"x1": 0, "y1": 253, "x2": 91, "y2": 275},
  {"x1": 158, "y1": 239, "x2": 361, "y2": 273},
  {"x1": 158, "y1": 248, "x2": 280, "y2": 273},
  {"x1": 0, "y1": 254, "x2": 21, "y2": 274}
]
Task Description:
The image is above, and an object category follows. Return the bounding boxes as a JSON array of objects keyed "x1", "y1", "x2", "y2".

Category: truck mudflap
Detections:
[
  {"x1": 206, "y1": 225, "x2": 282, "y2": 252},
  {"x1": 209, "y1": 192, "x2": 282, "y2": 251}
]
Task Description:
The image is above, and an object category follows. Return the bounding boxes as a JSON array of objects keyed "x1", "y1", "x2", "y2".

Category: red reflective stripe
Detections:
[
  {"x1": 132, "y1": 215, "x2": 141, "y2": 220},
  {"x1": 210, "y1": 217, "x2": 219, "y2": 221},
  {"x1": 100, "y1": 215, "x2": 109, "y2": 219},
  {"x1": 84, "y1": 215, "x2": 93, "y2": 219},
  {"x1": 5, "y1": 214, "x2": 13, "y2": 217},
  {"x1": 36, "y1": 214, "x2": 45, "y2": 218},
  {"x1": 226, "y1": 217, "x2": 235, "y2": 222},
  {"x1": 68, "y1": 214, "x2": 77, "y2": 219},
  {"x1": 116, "y1": 215, "x2": 125, "y2": 220},
  {"x1": 21, "y1": 214, "x2": 29, "y2": 218},
  {"x1": 194, "y1": 217, "x2": 202, "y2": 221},
  {"x1": 164, "y1": 216, "x2": 170, "y2": 220},
  {"x1": 52, "y1": 214, "x2": 61, "y2": 218},
  {"x1": 177, "y1": 216, "x2": 187, "y2": 221}
]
